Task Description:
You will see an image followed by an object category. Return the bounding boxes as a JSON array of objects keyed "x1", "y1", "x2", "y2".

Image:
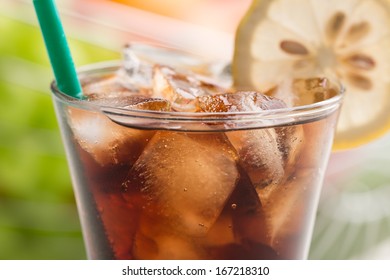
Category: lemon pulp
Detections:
[{"x1": 233, "y1": 0, "x2": 390, "y2": 150}]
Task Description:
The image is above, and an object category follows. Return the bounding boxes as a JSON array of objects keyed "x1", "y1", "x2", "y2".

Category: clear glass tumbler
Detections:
[{"x1": 51, "y1": 46, "x2": 343, "y2": 260}]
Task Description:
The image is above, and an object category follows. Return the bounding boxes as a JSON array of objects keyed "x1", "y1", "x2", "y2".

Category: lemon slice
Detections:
[{"x1": 233, "y1": 0, "x2": 390, "y2": 150}]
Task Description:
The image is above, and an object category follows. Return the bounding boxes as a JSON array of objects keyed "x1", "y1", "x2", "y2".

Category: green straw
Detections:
[{"x1": 33, "y1": 0, "x2": 83, "y2": 99}]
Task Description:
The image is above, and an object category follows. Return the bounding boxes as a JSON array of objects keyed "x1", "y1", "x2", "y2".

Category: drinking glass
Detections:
[{"x1": 51, "y1": 45, "x2": 344, "y2": 259}]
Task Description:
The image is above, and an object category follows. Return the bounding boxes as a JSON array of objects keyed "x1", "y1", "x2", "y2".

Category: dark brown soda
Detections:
[{"x1": 65, "y1": 107, "x2": 338, "y2": 259}]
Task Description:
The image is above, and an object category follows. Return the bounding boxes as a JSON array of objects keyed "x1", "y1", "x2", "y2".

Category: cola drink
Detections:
[{"x1": 51, "y1": 45, "x2": 343, "y2": 259}]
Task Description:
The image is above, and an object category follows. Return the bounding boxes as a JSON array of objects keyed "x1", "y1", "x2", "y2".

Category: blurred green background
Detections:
[
  {"x1": 1, "y1": 0, "x2": 390, "y2": 260},
  {"x1": 0, "y1": 1, "x2": 119, "y2": 259}
]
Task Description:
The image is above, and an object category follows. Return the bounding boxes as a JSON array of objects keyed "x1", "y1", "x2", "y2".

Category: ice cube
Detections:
[
  {"x1": 202, "y1": 166, "x2": 274, "y2": 258},
  {"x1": 118, "y1": 45, "x2": 154, "y2": 90},
  {"x1": 226, "y1": 129, "x2": 285, "y2": 189},
  {"x1": 133, "y1": 232, "x2": 202, "y2": 260},
  {"x1": 201, "y1": 213, "x2": 235, "y2": 247},
  {"x1": 132, "y1": 212, "x2": 203, "y2": 260},
  {"x1": 129, "y1": 131, "x2": 239, "y2": 237},
  {"x1": 201, "y1": 166, "x2": 267, "y2": 248},
  {"x1": 207, "y1": 166, "x2": 281, "y2": 259},
  {"x1": 87, "y1": 92, "x2": 161, "y2": 108},
  {"x1": 88, "y1": 94, "x2": 171, "y2": 112},
  {"x1": 275, "y1": 124, "x2": 305, "y2": 172},
  {"x1": 95, "y1": 192, "x2": 141, "y2": 259},
  {"x1": 87, "y1": 94, "x2": 167, "y2": 109},
  {"x1": 268, "y1": 77, "x2": 338, "y2": 107},
  {"x1": 227, "y1": 125, "x2": 305, "y2": 204},
  {"x1": 260, "y1": 168, "x2": 319, "y2": 258},
  {"x1": 196, "y1": 91, "x2": 286, "y2": 189},
  {"x1": 68, "y1": 107, "x2": 154, "y2": 166},
  {"x1": 293, "y1": 77, "x2": 338, "y2": 106},
  {"x1": 133, "y1": 231, "x2": 201, "y2": 260},
  {"x1": 152, "y1": 65, "x2": 226, "y2": 112},
  {"x1": 197, "y1": 91, "x2": 286, "y2": 112},
  {"x1": 123, "y1": 97, "x2": 171, "y2": 111},
  {"x1": 228, "y1": 166, "x2": 268, "y2": 244},
  {"x1": 81, "y1": 74, "x2": 136, "y2": 98}
]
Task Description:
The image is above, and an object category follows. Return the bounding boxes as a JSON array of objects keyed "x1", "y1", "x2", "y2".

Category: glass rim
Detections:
[{"x1": 51, "y1": 61, "x2": 345, "y2": 131}]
